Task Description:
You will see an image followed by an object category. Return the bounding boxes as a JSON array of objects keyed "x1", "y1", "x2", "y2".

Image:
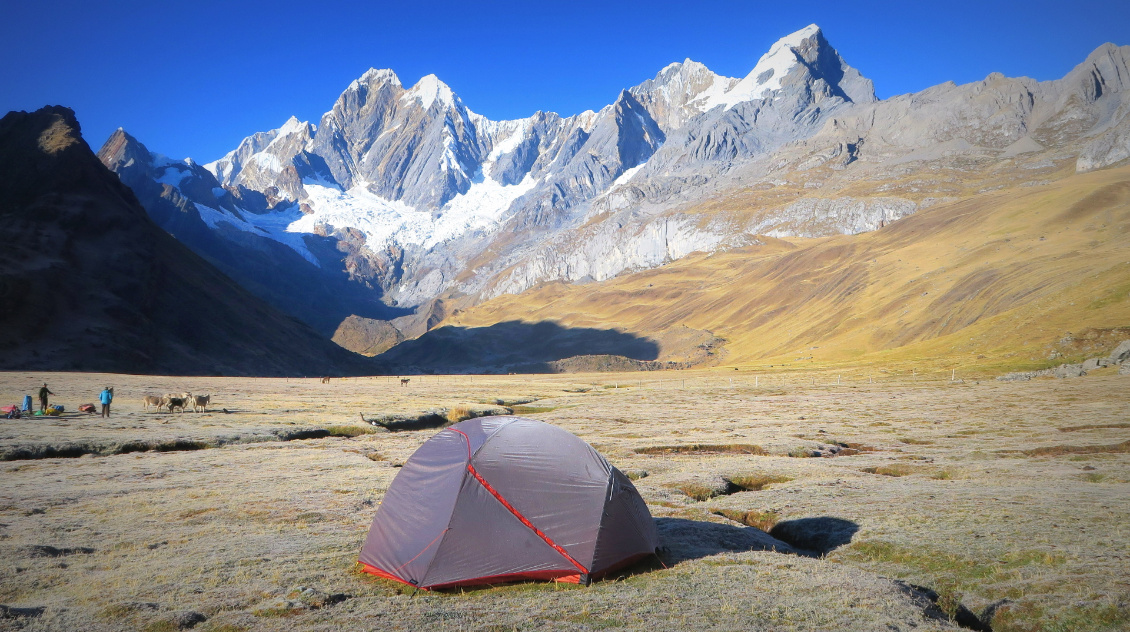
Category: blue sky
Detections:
[{"x1": 3, "y1": 0, "x2": 1126, "y2": 162}]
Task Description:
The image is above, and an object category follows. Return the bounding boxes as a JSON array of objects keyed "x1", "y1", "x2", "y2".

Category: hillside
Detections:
[
  {"x1": 438, "y1": 165, "x2": 1130, "y2": 374},
  {"x1": 0, "y1": 106, "x2": 378, "y2": 376}
]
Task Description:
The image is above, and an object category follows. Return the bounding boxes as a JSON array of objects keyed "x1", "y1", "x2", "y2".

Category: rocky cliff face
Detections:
[
  {"x1": 0, "y1": 106, "x2": 377, "y2": 375},
  {"x1": 96, "y1": 25, "x2": 1130, "y2": 359}
]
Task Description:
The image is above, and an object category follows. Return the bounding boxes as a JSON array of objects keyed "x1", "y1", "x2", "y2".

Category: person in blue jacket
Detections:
[{"x1": 99, "y1": 386, "x2": 113, "y2": 418}]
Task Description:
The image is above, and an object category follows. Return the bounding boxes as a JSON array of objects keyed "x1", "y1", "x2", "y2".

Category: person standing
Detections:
[
  {"x1": 99, "y1": 386, "x2": 113, "y2": 418},
  {"x1": 38, "y1": 383, "x2": 53, "y2": 413}
]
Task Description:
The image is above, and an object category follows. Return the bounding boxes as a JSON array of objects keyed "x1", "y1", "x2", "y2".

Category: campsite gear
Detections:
[
  {"x1": 359, "y1": 416, "x2": 659, "y2": 590},
  {"x1": 79, "y1": 403, "x2": 96, "y2": 414},
  {"x1": 22, "y1": 395, "x2": 32, "y2": 412},
  {"x1": 44, "y1": 405, "x2": 63, "y2": 416},
  {"x1": 2, "y1": 405, "x2": 19, "y2": 419}
]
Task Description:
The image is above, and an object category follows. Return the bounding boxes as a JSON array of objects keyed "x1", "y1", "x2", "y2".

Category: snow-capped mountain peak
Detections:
[
  {"x1": 693, "y1": 24, "x2": 821, "y2": 111},
  {"x1": 350, "y1": 67, "x2": 402, "y2": 91},
  {"x1": 403, "y1": 74, "x2": 456, "y2": 110}
]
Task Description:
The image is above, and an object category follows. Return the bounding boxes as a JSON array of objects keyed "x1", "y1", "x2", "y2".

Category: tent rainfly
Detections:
[{"x1": 359, "y1": 416, "x2": 659, "y2": 589}]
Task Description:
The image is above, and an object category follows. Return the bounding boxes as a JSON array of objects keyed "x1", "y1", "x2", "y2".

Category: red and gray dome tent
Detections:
[{"x1": 359, "y1": 417, "x2": 659, "y2": 589}]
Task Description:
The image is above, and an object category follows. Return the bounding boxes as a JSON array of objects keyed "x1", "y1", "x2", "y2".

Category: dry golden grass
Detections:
[
  {"x1": 0, "y1": 369, "x2": 1127, "y2": 630},
  {"x1": 446, "y1": 166, "x2": 1130, "y2": 375}
]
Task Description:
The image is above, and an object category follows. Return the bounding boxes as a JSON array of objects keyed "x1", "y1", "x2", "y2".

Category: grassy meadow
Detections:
[{"x1": 1, "y1": 368, "x2": 1127, "y2": 631}]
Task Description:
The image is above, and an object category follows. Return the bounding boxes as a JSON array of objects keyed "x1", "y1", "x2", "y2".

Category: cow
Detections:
[{"x1": 191, "y1": 394, "x2": 210, "y2": 413}]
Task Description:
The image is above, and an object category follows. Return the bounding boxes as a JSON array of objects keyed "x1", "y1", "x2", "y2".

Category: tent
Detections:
[{"x1": 359, "y1": 416, "x2": 659, "y2": 589}]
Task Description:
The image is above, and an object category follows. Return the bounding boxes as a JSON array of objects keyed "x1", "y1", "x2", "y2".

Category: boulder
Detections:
[
  {"x1": 1053, "y1": 364, "x2": 1086, "y2": 378},
  {"x1": 1121, "y1": 363, "x2": 1130, "y2": 376},
  {"x1": 1108, "y1": 340, "x2": 1130, "y2": 365}
]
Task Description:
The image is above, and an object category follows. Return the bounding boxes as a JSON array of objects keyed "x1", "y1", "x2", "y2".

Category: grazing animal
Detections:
[
  {"x1": 400, "y1": 378, "x2": 410, "y2": 387},
  {"x1": 191, "y1": 394, "x2": 210, "y2": 413},
  {"x1": 142, "y1": 395, "x2": 165, "y2": 411},
  {"x1": 321, "y1": 376, "x2": 330, "y2": 383},
  {"x1": 166, "y1": 397, "x2": 186, "y2": 413}
]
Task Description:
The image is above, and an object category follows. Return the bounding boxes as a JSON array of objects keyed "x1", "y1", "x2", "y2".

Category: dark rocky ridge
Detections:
[{"x1": 0, "y1": 106, "x2": 379, "y2": 376}]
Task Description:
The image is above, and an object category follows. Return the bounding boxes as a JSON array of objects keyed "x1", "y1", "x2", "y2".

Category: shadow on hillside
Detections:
[
  {"x1": 375, "y1": 320, "x2": 660, "y2": 374},
  {"x1": 655, "y1": 516, "x2": 859, "y2": 564}
]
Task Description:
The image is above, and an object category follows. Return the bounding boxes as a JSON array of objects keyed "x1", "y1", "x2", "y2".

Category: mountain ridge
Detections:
[
  {"x1": 93, "y1": 26, "x2": 1130, "y2": 368},
  {"x1": 0, "y1": 106, "x2": 379, "y2": 376}
]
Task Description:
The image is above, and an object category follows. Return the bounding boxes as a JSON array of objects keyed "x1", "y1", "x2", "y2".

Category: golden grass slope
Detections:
[{"x1": 449, "y1": 165, "x2": 1130, "y2": 373}]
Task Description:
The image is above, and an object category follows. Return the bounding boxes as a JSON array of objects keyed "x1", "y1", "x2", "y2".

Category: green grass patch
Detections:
[
  {"x1": 669, "y1": 482, "x2": 723, "y2": 502},
  {"x1": 994, "y1": 600, "x2": 1130, "y2": 632},
  {"x1": 861, "y1": 464, "x2": 921, "y2": 477},
  {"x1": 509, "y1": 405, "x2": 559, "y2": 415},
  {"x1": 846, "y1": 540, "x2": 1065, "y2": 582},
  {"x1": 324, "y1": 425, "x2": 376, "y2": 438},
  {"x1": 712, "y1": 508, "x2": 780, "y2": 531},
  {"x1": 898, "y1": 436, "x2": 934, "y2": 445},
  {"x1": 726, "y1": 473, "x2": 791, "y2": 491}
]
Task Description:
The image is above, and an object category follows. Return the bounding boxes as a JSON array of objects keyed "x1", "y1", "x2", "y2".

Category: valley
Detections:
[{"x1": 1, "y1": 369, "x2": 1127, "y2": 630}]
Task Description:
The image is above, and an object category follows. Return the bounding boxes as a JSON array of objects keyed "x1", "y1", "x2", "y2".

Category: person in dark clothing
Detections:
[
  {"x1": 99, "y1": 386, "x2": 113, "y2": 418},
  {"x1": 38, "y1": 383, "x2": 53, "y2": 413}
]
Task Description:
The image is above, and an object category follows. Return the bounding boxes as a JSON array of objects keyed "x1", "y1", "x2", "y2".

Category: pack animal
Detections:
[
  {"x1": 191, "y1": 394, "x2": 210, "y2": 413},
  {"x1": 400, "y1": 378, "x2": 410, "y2": 387},
  {"x1": 166, "y1": 397, "x2": 186, "y2": 413},
  {"x1": 142, "y1": 395, "x2": 166, "y2": 411}
]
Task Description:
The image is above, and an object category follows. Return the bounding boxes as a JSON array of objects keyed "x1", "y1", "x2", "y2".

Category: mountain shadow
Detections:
[
  {"x1": 0, "y1": 106, "x2": 378, "y2": 376},
  {"x1": 373, "y1": 320, "x2": 664, "y2": 374}
]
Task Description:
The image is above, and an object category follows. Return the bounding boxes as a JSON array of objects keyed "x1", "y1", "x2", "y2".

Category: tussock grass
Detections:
[
  {"x1": 1023, "y1": 440, "x2": 1130, "y2": 457},
  {"x1": 635, "y1": 444, "x2": 767, "y2": 455},
  {"x1": 898, "y1": 437, "x2": 934, "y2": 445},
  {"x1": 445, "y1": 405, "x2": 476, "y2": 424},
  {"x1": 324, "y1": 425, "x2": 376, "y2": 438},
  {"x1": 726, "y1": 473, "x2": 791, "y2": 491},
  {"x1": 993, "y1": 600, "x2": 1130, "y2": 632},
  {"x1": 847, "y1": 540, "x2": 1065, "y2": 581},
  {"x1": 713, "y1": 509, "x2": 780, "y2": 531},
  {"x1": 669, "y1": 481, "x2": 724, "y2": 502},
  {"x1": 861, "y1": 464, "x2": 922, "y2": 477},
  {"x1": 509, "y1": 405, "x2": 559, "y2": 415}
]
